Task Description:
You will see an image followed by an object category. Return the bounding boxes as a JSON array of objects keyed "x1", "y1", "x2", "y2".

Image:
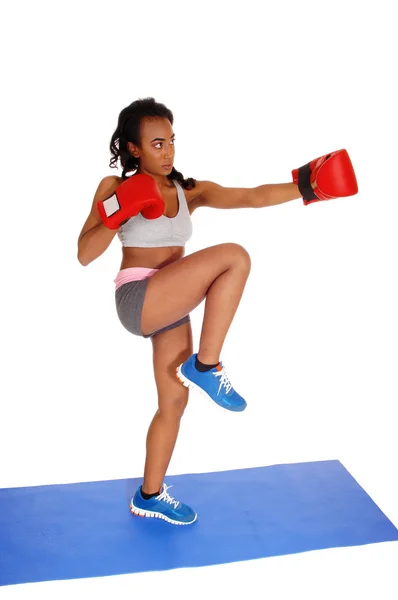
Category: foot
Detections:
[
  {"x1": 130, "y1": 483, "x2": 197, "y2": 526},
  {"x1": 175, "y1": 353, "x2": 247, "y2": 412}
]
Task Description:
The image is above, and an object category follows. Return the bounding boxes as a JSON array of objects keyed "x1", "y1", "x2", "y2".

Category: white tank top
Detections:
[{"x1": 117, "y1": 179, "x2": 193, "y2": 248}]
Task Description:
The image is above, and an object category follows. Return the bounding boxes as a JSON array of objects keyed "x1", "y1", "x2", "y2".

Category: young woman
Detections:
[{"x1": 77, "y1": 97, "x2": 358, "y2": 526}]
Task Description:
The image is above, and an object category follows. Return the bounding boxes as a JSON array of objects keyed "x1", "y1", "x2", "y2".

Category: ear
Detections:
[{"x1": 127, "y1": 141, "x2": 140, "y2": 158}]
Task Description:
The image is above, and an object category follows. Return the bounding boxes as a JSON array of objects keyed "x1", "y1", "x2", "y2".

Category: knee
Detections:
[
  {"x1": 158, "y1": 393, "x2": 189, "y2": 420},
  {"x1": 224, "y1": 243, "x2": 252, "y2": 271}
]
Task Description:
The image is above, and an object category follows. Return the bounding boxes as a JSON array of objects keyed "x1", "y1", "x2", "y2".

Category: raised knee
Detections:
[
  {"x1": 159, "y1": 394, "x2": 188, "y2": 420},
  {"x1": 224, "y1": 243, "x2": 251, "y2": 270}
]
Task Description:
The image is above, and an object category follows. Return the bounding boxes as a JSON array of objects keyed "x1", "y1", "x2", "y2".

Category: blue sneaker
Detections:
[
  {"x1": 175, "y1": 353, "x2": 247, "y2": 412},
  {"x1": 130, "y1": 483, "x2": 197, "y2": 526}
]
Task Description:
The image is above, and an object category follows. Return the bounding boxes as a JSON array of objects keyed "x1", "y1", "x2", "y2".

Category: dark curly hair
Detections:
[{"x1": 109, "y1": 97, "x2": 196, "y2": 190}]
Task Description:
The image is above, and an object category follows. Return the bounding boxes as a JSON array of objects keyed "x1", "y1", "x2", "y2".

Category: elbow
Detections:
[
  {"x1": 77, "y1": 251, "x2": 90, "y2": 267},
  {"x1": 77, "y1": 239, "x2": 92, "y2": 266}
]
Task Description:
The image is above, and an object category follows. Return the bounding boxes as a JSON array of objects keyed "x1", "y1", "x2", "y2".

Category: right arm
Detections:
[{"x1": 77, "y1": 176, "x2": 121, "y2": 266}]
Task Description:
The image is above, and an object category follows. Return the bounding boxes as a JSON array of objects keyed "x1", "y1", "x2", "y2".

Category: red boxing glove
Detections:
[
  {"x1": 292, "y1": 149, "x2": 358, "y2": 205},
  {"x1": 97, "y1": 174, "x2": 165, "y2": 229}
]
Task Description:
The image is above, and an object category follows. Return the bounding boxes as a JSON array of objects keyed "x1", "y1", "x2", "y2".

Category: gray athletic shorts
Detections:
[{"x1": 115, "y1": 277, "x2": 191, "y2": 339}]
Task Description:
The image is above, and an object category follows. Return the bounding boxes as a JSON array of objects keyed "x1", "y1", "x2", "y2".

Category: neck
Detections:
[{"x1": 136, "y1": 168, "x2": 173, "y2": 188}]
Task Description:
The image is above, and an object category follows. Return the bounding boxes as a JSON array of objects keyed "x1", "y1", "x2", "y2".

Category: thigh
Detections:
[
  {"x1": 151, "y1": 320, "x2": 193, "y2": 413},
  {"x1": 144, "y1": 314, "x2": 191, "y2": 339},
  {"x1": 141, "y1": 243, "x2": 251, "y2": 336},
  {"x1": 115, "y1": 279, "x2": 148, "y2": 336}
]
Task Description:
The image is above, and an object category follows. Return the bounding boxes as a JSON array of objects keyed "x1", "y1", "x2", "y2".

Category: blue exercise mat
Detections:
[{"x1": 1, "y1": 460, "x2": 397, "y2": 586}]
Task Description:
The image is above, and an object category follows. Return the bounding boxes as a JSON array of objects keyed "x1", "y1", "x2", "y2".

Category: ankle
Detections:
[
  {"x1": 142, "y1": 483, "x2": 161, "y2": 496},
  {"x1": 195, "y1": 355, "x2": 221, "y2": 373},
  {"x1": 197, "y1": 354, "x2": 220, "y2": 365}
]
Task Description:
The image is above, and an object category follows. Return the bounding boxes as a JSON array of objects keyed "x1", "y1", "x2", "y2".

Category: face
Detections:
[{"x1": 128, "y1": 117, "x2": 175, "y2": 177}]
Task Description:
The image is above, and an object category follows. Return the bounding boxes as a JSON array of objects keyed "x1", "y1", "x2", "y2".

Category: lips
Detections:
[{"x1": 163, "y1": 164, "x2": 173, "y2": 169}]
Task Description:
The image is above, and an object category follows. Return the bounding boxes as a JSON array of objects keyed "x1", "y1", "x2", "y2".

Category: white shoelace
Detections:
[
  {"x1": 157, "y1": 484, "x2": 180, "y2": 509},
  {"x1": 214, "y1": 365, "x2": 233, "y2": 394}
]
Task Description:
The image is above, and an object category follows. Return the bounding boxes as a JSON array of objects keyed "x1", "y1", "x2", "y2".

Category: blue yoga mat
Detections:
[{"x1": 0, "y1": 460, "x2": 397, "y2": 586}]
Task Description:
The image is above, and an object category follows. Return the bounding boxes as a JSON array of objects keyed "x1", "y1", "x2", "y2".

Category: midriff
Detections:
[{"x1": 119, "y1": 245, "x2": 185, "y2": 270}]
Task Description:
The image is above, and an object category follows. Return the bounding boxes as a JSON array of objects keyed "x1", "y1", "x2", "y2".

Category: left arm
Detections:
[
  {"x1": 193, "y1": 149, "x2": 358, "y2": 210},
  {"x1": 193, "y1": 180, "x2": 301, "y2": 210}
]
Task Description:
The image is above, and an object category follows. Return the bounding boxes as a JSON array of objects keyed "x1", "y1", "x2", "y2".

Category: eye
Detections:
[{"x1": 154, "y1": 139, "x2": 175, "y2": 149}]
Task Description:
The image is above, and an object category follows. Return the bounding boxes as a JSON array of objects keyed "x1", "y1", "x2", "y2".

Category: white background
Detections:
[{"x1": 1, "y1": 0, "x2": 397, "y2": 598}]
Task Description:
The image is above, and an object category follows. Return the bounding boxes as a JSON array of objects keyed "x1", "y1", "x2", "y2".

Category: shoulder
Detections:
[
  {"x1": 90, "y1": 175, "x2": 124, "y2": 218},
  {"x1": 91, "y1": 175, "x2": 123, "y2": 204},
  {"x1": 173, "y1": 179, "x2": 204, "y2": 213},
  {"x1": 178, "y1": 179, "x2": 208, "y2": 197},
  {"x1": 96, "y1": 175, "x2": 123, "y2": 193},
  {"x1": 78, "y1": 175, "x2": 123, "y2": 242},
  {"x1": 184, "y1": 180, "x2": 213, "y2": 197},
  {"x1": 184, "y1": 180, "x2": 220, "y2": 209}
]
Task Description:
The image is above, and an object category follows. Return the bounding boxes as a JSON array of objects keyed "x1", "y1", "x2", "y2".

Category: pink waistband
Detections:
[{"x1": 114, "y1": 267, "x2": 159, "y2": 290}]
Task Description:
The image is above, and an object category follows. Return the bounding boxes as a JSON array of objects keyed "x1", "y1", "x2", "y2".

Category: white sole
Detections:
[
  {"x1": 175, "y1": 364, "x2": 216, "y2": 404},
  {"x1": 130, "y1": 502, "x2": 197, "y2": 526},
  {"x1": 175, "y1": 364, "x2": 246, "y2": 412}
]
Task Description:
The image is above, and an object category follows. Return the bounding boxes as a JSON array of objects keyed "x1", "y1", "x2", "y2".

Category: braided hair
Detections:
[{"x1": 109, "y1": 97, "x2": 196, "y2": 190}]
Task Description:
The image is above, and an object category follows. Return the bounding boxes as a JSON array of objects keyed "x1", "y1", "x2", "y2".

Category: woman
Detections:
[{"x1": 77, "y1": 97, "x2": 358, "y2": 526}]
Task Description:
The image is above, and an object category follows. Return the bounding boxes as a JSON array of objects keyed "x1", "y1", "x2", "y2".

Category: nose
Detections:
[{"x1": 164, "y1": 145, "x2": 174, "y2": 161}]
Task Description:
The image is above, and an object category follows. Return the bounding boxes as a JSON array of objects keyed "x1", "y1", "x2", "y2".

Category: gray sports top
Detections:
[{"x1": 117, "y1": 179, "x2": 193, "y2": 247}]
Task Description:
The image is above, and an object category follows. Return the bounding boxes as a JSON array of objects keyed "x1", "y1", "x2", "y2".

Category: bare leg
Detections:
[
  {"x1": 138, "y1": 244, "x2": 251, "y2": 494},
  {"x1": 140, "y1": 243, "x2": 251, "y2": 340},
  {"x1": 197, "y1": 257, "x2": 251, "y2": 364},
  {"x1": 142, "y1": 324, "x2": 192, "y2": 495},
  {"x1": 142, "y1": 406, "x2": 184, "y2": 494}
]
